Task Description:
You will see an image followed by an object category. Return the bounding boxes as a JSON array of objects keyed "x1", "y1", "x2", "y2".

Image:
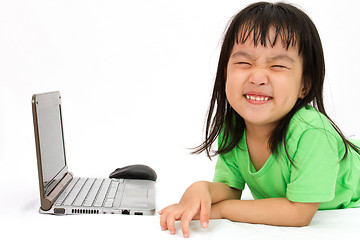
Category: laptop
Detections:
[{"x1": 32, "y1": 91, "x2": 155, "y2": 215}]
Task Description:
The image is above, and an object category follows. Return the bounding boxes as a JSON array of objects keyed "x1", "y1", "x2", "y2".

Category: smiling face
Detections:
[{"x1": 225, "y1": 29, "x2": 305, "y2": 131}]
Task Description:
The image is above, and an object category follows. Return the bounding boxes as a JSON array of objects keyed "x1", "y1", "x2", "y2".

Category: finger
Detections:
[
  {"x1": 159, "y1": 212, "x2": 168, "y2": 231},
  {"x1": 180, "y1": 214, "x2": 192, "y2": 238},
  {"x1": 181, "y1": 209, "x2": 198, "y2": 238},
  {"x1": 159, "y1": 205, "x2": 176, "y2": 230},
  {"x1": 165, "y1": 209, "x2": 183, "y2": 235},
  {"x1": 200, "y1": 199, "x2": 211, "y2": 228},
  {"x1": 167, "y1": 215, "x2": 177, "y2": 235}
]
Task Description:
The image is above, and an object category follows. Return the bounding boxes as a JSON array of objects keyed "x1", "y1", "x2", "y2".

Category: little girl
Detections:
[{"x1": 159, "y1": 2, "x2": 360, "y2": 238}]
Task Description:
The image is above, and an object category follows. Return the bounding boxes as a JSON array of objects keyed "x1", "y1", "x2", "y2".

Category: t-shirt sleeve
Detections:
[
  {"x1": 213, "y1": 153, "x2": 245, "y2": 190},
  {"x1": 286, "y1": 128, "x2": 340, "y2": 203}
]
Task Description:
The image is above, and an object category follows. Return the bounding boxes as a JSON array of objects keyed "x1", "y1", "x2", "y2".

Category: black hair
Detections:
[{"x1": 193, "y1": 2, "x2": 360, "y2": 164}]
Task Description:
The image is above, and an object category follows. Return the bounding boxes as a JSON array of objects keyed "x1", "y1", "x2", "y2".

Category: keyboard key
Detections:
[
  {"x1": 107, "y1": 181, "x2": 119, "y2": 199},
  {"x1": 113, "y1": 182, "x2": 125, "y2": 208},
  {"x1": 73, "y1": 178, "x2": 95, "y2": 206},
  {"x1": 55, "y1": 178, "x2": 79, "y2": 206},
  {"x1": 83, "y1": 178, "x2": 104, "y2": 207},
  {"x1": 93, "y1": 179, "x2": 111, "y2": 207},
  {"x1": 104, "y1": 198, "x2": 114, "y2": 208},
  {"x1": 63, "y1": 178, "x2": 86, "y2": 206}
]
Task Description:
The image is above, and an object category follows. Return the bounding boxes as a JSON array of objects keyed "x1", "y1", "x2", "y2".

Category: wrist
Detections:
[
  {"x1": 211, "y1": 201, "x2": 225, "y2": 219},
  {"x1": 218, "y1": 201, "x2": 226, "y2": 219}
]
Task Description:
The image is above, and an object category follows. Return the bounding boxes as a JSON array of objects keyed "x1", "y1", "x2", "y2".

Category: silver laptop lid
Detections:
[{"x1": 32, "y1": 91, "x2": 68, "y2": 197}]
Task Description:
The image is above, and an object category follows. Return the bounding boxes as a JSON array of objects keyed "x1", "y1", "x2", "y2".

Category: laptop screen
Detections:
[{"x1": 34, "y1": 92, "x2": 68, "y2": 196}]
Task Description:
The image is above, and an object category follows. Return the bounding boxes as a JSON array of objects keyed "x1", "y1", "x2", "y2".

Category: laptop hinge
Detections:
[{"x1": 41, "y1": 172, "x2": 73, "y2": 211}]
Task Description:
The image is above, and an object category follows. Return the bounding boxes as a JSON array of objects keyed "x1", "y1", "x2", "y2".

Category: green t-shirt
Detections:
[{"x1": 213, "y1": 105, "x2": 360, "y2": 210}]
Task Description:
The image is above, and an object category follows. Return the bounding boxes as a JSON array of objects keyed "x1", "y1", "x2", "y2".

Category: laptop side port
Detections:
[
  {"x1": 121, "y1": 209, "x2": 130, "y2": 215},
  {"x1": 134, "y1": 212, "x2": 143, "y2": 215},
  {"x1": 54, "y1": 208, "x2": 65, "y2": 214}
]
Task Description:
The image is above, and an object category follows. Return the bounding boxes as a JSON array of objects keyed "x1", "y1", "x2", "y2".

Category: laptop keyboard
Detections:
[{"x1": 55, "y1": 178, "x2": 125, "y2": 208}]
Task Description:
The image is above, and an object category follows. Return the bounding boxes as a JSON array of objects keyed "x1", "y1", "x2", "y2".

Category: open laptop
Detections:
[{"x1": 32, "y1": 91, "x2": 155, "y2": 215}]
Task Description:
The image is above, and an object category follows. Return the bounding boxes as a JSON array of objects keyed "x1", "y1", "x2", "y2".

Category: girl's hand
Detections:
[{"x1": 159, "y1": 181, "x2": 212, "y2": 238}]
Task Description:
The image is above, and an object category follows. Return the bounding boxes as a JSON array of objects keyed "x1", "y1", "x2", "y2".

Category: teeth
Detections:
[{"x1": 245, "y1": 95, "x2": 270, "y2": 101}]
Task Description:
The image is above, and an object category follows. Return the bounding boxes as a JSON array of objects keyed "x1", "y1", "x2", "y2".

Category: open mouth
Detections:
[{"x1": 244, "y1": 94, "x2": 272, "y2": 103}]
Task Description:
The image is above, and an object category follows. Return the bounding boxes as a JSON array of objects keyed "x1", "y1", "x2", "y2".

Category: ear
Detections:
[{"x1": 299, "y1": 79, "x2": 311, "y2": 99}]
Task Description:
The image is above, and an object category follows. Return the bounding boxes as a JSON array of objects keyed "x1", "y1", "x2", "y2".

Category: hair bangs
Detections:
[{"x1": 231, "y1": 3, "x2": 303, "y2": 54}]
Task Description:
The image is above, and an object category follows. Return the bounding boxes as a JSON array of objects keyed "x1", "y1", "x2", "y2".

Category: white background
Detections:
[{"x1": 1, "y1": 0, "x2": 360, "y2": 239}]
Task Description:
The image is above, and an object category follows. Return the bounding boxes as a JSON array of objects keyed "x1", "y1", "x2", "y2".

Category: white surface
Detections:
[
  {"x1": 1, "y1": 0, "x2": 360, "y2": 239},
  {"x1": 1, "y1": 183, "x2": 360, "y2": 240}
]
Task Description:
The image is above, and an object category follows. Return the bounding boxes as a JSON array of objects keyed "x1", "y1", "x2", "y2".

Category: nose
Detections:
[{"x1": 249, "y1": 69, "x2": 268, "y2": 86}]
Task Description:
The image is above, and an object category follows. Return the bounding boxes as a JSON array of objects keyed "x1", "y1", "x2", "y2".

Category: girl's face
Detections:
[{"x1": 226, "y1": 29, "x2": 305, "y2": 131}]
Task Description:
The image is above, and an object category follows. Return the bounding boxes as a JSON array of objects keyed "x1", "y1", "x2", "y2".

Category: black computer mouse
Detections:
[{"x1": 109, "y1": 164, "x2": 157, "y2": 181}]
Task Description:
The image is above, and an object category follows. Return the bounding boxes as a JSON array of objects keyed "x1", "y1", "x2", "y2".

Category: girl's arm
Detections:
[
  {"x1": 208, "y1": 181, "x2": 242, "y2": 203},
  {"x1": 209, "y1": 198, "x2": 320, "y2": 227}
]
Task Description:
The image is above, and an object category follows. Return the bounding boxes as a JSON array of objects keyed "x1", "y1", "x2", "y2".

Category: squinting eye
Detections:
[
  {"x1": 271, "y1": 65, "x2": 288, "y2": 69},
  {"x1": 236, "y1": 62, "x2": 252, "y2": 67}
]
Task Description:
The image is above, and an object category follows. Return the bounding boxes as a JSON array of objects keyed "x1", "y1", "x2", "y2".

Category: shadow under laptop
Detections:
[{"x1": 20, "y1": 198, "x2": 40, "y2": 214}]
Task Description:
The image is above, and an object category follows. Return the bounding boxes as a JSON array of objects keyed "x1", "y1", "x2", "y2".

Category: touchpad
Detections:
[{"x1": 124, "y1": 189, "x2": 148, "y2": 198}]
